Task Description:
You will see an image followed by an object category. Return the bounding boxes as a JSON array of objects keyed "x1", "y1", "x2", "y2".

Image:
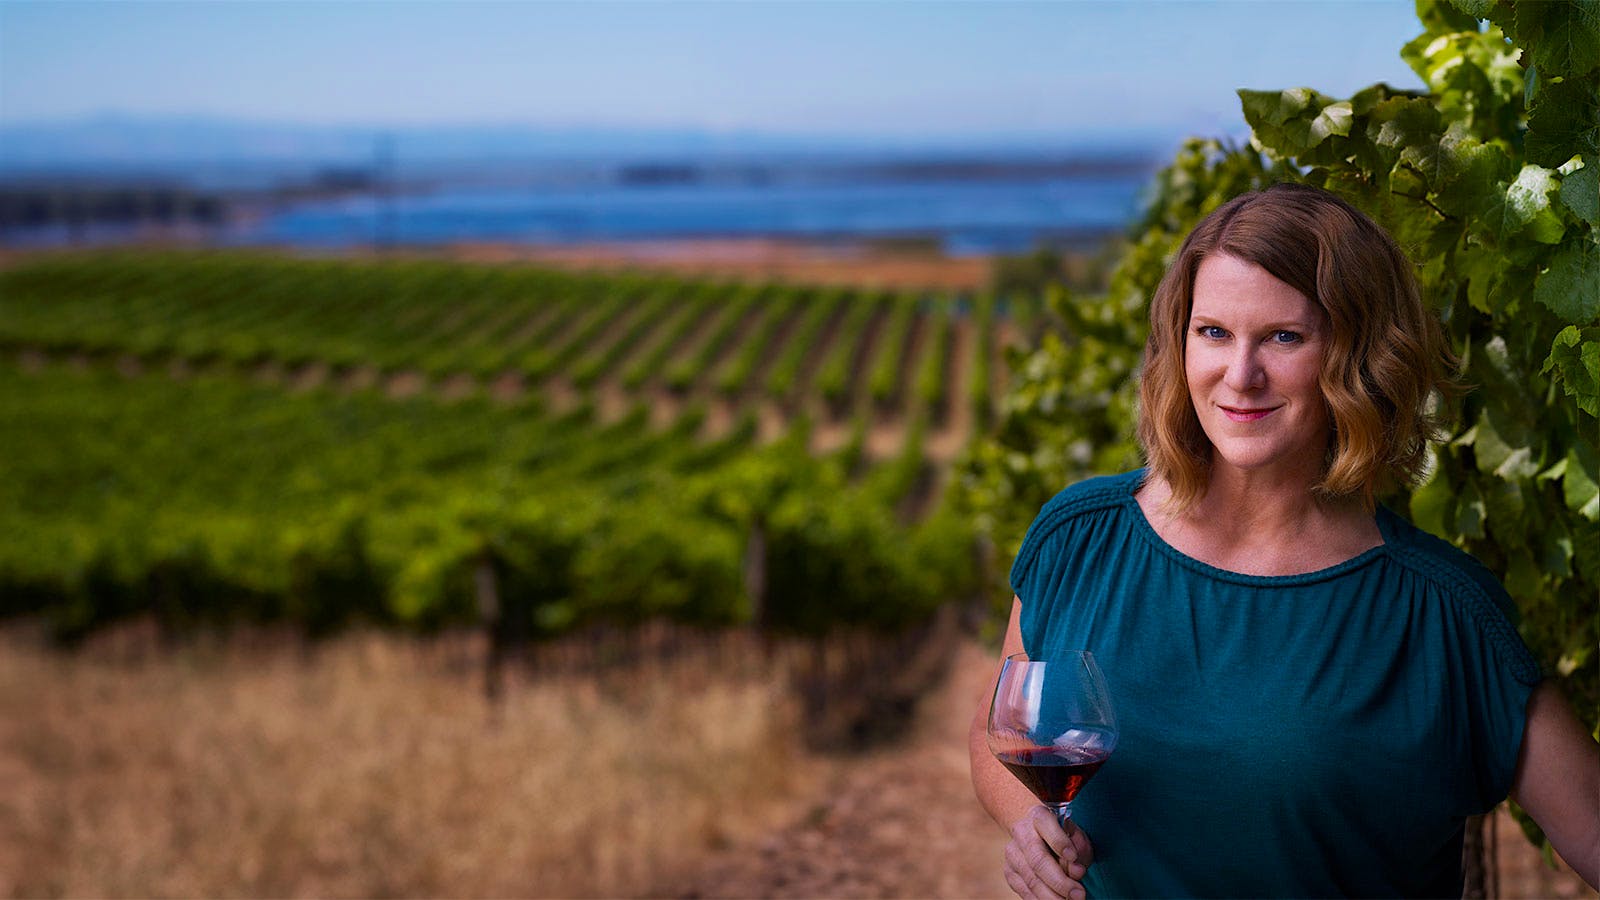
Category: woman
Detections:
[{"x1": 969, "y1": 183, "x2": 1599, "y2": 898}]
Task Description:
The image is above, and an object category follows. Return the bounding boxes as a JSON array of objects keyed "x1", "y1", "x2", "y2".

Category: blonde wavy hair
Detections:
[{"x1": 1137, "y1": 182, "x2": 1455, "y2": 512}]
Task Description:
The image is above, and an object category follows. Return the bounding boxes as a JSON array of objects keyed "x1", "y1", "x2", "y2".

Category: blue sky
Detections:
[{"x1": 2, "y1": 1, "x2": 1426, "y2": 141}]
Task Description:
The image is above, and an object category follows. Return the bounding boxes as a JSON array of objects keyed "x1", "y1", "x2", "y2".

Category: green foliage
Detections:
[
  {"x1": 0, "y1": 361, "x2": 974, "y2": 641},
  {"x1": 961, "y1": 0, "x2": 1599, "y2": 853}
]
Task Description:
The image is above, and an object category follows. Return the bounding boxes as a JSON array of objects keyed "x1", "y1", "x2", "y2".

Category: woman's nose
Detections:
[{"x1": 1224, "y1": 346, "x2": 1265, "y2": 392}]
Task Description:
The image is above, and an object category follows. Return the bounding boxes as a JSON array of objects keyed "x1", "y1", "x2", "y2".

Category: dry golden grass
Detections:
[{"x1": 0, "y1": 625, "x2": 816, "y2": 898}]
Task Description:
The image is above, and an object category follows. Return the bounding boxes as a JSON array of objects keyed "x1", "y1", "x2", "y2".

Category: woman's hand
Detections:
[{"x1": 1002, "y1": 805, "x2": 1094, "y2": 900}]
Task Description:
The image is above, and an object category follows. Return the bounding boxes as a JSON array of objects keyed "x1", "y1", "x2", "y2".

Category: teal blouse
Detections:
[{"x1": 1010, "y1": 470, "x2": 1542, "y2": 899}]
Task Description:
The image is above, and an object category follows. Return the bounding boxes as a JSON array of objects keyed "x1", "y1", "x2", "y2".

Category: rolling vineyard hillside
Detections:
[{"x1": 0, "y1": 251, "x2": 1022, "y2": 644}]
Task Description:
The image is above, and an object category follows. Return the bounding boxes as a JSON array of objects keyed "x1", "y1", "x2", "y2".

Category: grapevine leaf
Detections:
[
  {"x1": 1456, "y1": 477, "x2": 1488, "y2": 538},
  {"x1": 1513, "y1": 0, "x2": 1600, "y2": 78},
  {"x1": 1426, "y1": 0, "x2": 1489, "y2": 33},
  {"x1": 1371, "y1": 97, "x2": 1444, "y2": 173},
  {"x1": 1544, "y1": 514, "x2": 1575, "y2": 578},
  {"x1": 1239, "y1": 87, "x2": 1316, "y2": 125},
  {"x1": 1474, "y1": 407, "x2": 1540, "y2": 479},
  {"x1": 1449, "y1": 0, "x2": 1499, "y2": 24},
  {"x1": 1533, "y1": 239, "x2": 1600, "y2": 324},
  {"x1": 1311, "y1": 101, "x2": 1355, "y2": 143},
  {"x1": 1350, "y1": 82, "x2": 1422, "y2": 116},
  {"x1": 1461, "y1": 248, "x2": 1507, "y2": 314},
  {"x1": 1504, "y1": 547, "x2": 1542, "y2": 597},
  {"x1": 1565, "y1": 442, "x2": 1600, "y2": 520},
  {"x1": 1501, "y1": 164, "x2": 1567, "y2": 244},
  {"x1": 1542, "y1": 326, "x2": 1600, "y2": 417},
  {"x1": 1560, "y1": 154, "x2": 1600, "y2": 225},
  {"x1": 1411, "y1": 460, "x2": 1455, "y2": 538},
  {"x1": 1525, "y1": 75, "x2": 1600, "y2": 168},
  {"x1": 1434, "y1": 126, "x2": 1514, "y2": 221},
  {"x1": 1239, "y1": 88, "x2": 1335, "y2": 154}
]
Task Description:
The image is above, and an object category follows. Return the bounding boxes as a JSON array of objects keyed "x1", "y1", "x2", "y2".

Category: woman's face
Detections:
[{"x1": 1185, "y1": 253, "x2": 1330, "y2": 481}]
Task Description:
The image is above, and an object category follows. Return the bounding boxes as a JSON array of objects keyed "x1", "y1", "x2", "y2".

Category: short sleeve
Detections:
[
  {"x1": 1456, "y1": 582, "x2": 1543, "y2": 814},
  {"x1": 1006, "y1": 474, "x2": 1137, "y2": 660},
  {"x1": 1408, "y1": 539, "x2": 1545, "y2": 815}
]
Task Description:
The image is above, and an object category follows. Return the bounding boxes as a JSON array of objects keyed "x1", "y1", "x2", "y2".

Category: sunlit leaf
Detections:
[
  {"x1": 1501, "y1": 164, "x2": 1566, "y2": 244},
  {"x1": 1566, "y1": 443, "x2": 1600, "y2": 520}
]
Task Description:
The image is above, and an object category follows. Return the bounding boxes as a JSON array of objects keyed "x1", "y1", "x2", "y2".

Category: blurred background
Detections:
[
  {"x1": 2, "y1": 1, "x2": 1421, "y2": 258},
  {"x1": 3, "y1": 2, "x2": 1592, "y2": 899}
]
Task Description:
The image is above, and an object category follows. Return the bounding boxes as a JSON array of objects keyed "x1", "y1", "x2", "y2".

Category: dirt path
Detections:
[
  {"x1": 652, "y1": 641, "x2": 1011, "y2": 899},
  {"x1": 652, "y1": 640, "x2": 1595, "y2": 900}
]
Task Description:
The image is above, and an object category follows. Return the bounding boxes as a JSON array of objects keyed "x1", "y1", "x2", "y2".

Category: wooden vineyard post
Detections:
[
  {"x1": 475, "y1": 551, "x2": 504, "y2": 709},
  {"x1": 743, "y1": 515, "x2": 772, "y2": 658},
  {"x1": 966, "y1": 533, "x2": 996, "y2": 635}
]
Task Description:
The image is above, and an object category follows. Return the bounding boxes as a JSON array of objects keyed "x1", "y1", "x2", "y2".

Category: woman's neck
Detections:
[{"x1": 1136, "y1": 468, "x2": 1382, "y2": 576}]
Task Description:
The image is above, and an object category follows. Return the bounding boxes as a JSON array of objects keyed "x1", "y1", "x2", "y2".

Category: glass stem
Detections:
[{"x1": 1048, "y1": 802, "x2": 1072, "y2": 829}]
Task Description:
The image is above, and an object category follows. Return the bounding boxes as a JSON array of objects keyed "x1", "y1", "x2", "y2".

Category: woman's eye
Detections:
[
  {"x1": 1195, "y1": 325, "x2": 1227, "y2": 340},
  {"x1": 1270, "y1": 330, "x2": 1303, "y2": 344}
]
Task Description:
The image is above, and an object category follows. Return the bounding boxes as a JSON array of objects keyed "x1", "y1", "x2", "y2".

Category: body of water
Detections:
[{"x1": 234, "y1": 170, "x2": 1151, "y2": 255}]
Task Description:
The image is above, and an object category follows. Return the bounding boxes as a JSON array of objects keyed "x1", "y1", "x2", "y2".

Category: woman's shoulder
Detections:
[
  {"x1": 1015, "y1": 471, "x2": 1142, "y2": 557},
  {"x1": 1377, "y1": 507, "x2": 1543, "y2": 683},
  {"x1": 1011, "y1": 470, "x2": 1144, "y2": 597},
  {"x1": 1379, "y1": 508, "x2": 1515, "y2": 612},
  {"x1": 1029, "y1": 470, "x2": 1143, "y2": 531}
]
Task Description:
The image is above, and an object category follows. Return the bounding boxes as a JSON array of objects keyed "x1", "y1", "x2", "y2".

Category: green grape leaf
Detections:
[
  {"x1": 1239, "y1": 87, "x2": 1317, "y2": 126},
  {"x1": 1449, "y1": 0, "x2": 1499, "y2": 24},
  {"x1": 1311, "y1": 101, "x2": 1356, "y2": 143},
  {"x1": 1426, "y1": 0, "x2": 1490, "y2": 33},
  {"x1": 1485, "y1": 479, "x2": 1530, "y2": 534},
  {"x1": 1525, "y1": 75, "x2": 1600, "y2": 168},
  {"x1": 1560, "y1": 154, "x2": 1600, "y2": 225},
  {"x1": 1513, "y1": 0, "x2": 1600, "y2": 77},
  {"x1": 1411, "y1": 461, "x2": 1455, "y2": 538},
  {"x1": 1533, "y1": 239, "x2": 1600, "y2": 324},
  {"x1": 1401, "y1": 31, "x2": 1448, "y2": 87},
  {"x1": 1461, "y1": 248, "x2": 1507, "y2": 314},
  {"x1": 1474, "y1": 407, "x2": 1541, "y2": 479},
  {"x1": 1435, "y1": 126, "x2": 1515, "y2": 221},
  {"x1": 1542, "y1": 326, "x2": 1600, "y2": 417},
  {"x1": 1371, "y1": 97, "x2": 1445, "y2": 173},
  {"x1": 1501, "y1": 164, "x2": 1567, "y2": 244},
  {"x1": 1456, "y1": 477, "x2": 1488, "y2": 537},
  {"x1": 1565, "y1": 442, "x2": 1600, "y2": 520},
  {"x1": 1239, "y1": 88, "x2": 1338, "y2": 154},
  {"x1": 1504, "y1": 547, "x2": 1542, "y2": 598},
  {"x1": 1543, "y1": 514, "x2": 1576, "y2": 578}
]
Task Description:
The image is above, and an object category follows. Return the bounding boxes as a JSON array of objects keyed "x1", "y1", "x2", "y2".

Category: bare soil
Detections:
[
  {"x1": 651, "y1": 639, "x2": 1011, "y2": 899},
  {"x1": 450, "y1": 238, "x2": 993, "y2": 293}
]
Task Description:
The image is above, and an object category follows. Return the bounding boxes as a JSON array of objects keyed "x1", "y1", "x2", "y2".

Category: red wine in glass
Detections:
[{"x1": 987, "y1": 652, "x2": 1118, "y2": 826}]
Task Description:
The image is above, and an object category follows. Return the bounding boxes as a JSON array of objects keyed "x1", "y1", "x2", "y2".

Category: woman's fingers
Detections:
[
  {"x1": 1005, "y1": 815, "x2": 1081, "y2": 899},
  {"x1": 1004, "y1": 840, "x2": 1065, "y2": 899},
  {"x1": 1067, "y1": 819, "x2": 1095, "y2": 870},
  {"x1": 1027, "y1": 806, "x2": 1090, "y2": 882}
]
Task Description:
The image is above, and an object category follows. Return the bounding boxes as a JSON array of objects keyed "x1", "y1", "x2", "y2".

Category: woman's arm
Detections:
[
  {"x1": 1509, "y1": 681, "x2": 1600, "y2": 890},
  {"x1": 969, "y1": 598, "x2": 1093, "y2": 900}
]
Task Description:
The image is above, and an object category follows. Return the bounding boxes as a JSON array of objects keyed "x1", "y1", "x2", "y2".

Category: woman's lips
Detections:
[{"x1": 1219, "y1": 405, "x2": 1278, "y2": 422}]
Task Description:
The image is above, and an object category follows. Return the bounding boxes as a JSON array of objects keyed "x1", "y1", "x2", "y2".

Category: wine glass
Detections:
[{"x1": 986, "y1": 651, "x2": 1118, "y2": 827}]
